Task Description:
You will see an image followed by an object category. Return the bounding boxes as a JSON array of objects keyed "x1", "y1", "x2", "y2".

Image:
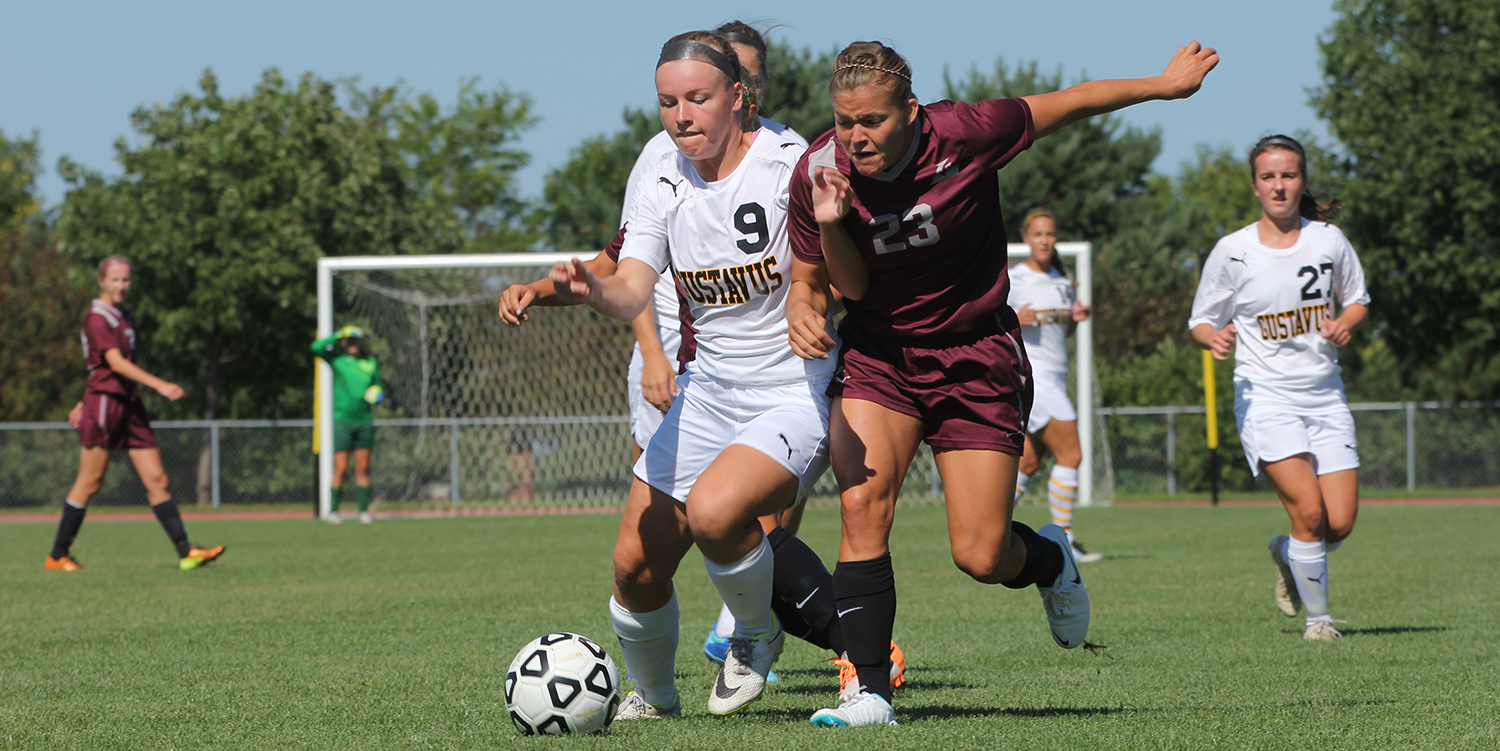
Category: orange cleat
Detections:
[
  {"x1": 45, "y1": 555, "x2": 82, "y2": 571},
  {"x1": 888, "y1": 640, "x2": 906, "y2": 689},
  {"x1": 179, "y1": 545, "x2": 226, "y2": 570},
  {"x1": 830, "y1": 639, "x2": 907, "y2": 695}
]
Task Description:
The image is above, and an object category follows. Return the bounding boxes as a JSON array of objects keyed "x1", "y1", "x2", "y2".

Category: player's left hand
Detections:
[
  {"x1": 1071, "y1": 301, "x2": 1091, "y2": 321},
  {"x1": 640, "y1": 352, "x2": 678, "y2": 414},
  {"x1": 68, "y1": 402, "x2": 83, "y2": 429},
  {"x1": 1321, "y1": 317, "x2": 1352, "y2": 347},
  {"x1": 788, "y1": 307, "x2": 835, "y2": 360},
  {"x1": 549, "y1": 258, "x2": 599, "y2": 305},
  {"x1": 812, "y1": 167, "x2": 852, "y2": 225},
  {"x1": 157, "y1": 382, "x2": 186, "y2": 401},
  {"x1": 1159, "y1": 41, "x2": 1219, "y2": 100}
]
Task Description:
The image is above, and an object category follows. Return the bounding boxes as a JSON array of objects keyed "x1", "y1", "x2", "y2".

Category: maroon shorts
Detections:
[
  {"x1": 78, "y1": 392, "x2": 157, "y2": 450},
  {"x1": 829, "y1": 324, "x2": 1033, "y2": 454}
]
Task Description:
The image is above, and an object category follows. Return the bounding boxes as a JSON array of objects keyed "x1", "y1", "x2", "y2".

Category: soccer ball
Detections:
[{"x1": 505, "y1": 632, "x2": 620, "y2": 735}]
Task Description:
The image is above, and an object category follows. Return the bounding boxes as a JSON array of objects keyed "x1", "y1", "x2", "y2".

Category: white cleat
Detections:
[
  {"x1": 1071, "y1": 540, "x2": 1104, "y2": 564},
  {"x1": 706, "y1": 622, "x2": 784, "y2": 716},
  {"x1": 1269, "y1": 535, "x2": 1302, "y2": 617},
  {"x1": 1303, "y1": 621, "x2": 1343, "y2": 641},
  {"x1": 326, "y1": 512, "x2": 342, "y2": 525},
  {"x1": 1038, "y1": 524, "x2": 1091, "y2": 649},
  {"x1": 810, "y1": 689, "x2": 898, "y2": 728},
  {"x1": 613, "y1": 690, "x2": 681, "y2": 720},
  {"x1": 359, "y1": 511, "x2": 373, "y2": 524}
]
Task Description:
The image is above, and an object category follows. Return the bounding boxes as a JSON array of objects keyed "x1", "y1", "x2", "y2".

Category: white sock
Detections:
[
  {"x1": 1014, "y1": 470, "x2": 1031, "y2": 504},
  {"x1": 703, "y1": 536, "x2": 775, "y2": 638},
  {"x1": 714, "y1": 602, "x2": 736, "y2": 639},
  {"x1": 1048, "y1": 465, "x2": 1079, "y2": 536},
  {"x1": 610, "y1": 594, "x2": 679, "y2": 706},
  {"x1": 65, "y1": 498, "x2": 86, "y2": 509},
  {"x1": 1286, "y1": 537, "x2": 1331, "y2": 624},
  {"x1": 1325, "y1": 540, "x2": 1342, "y2": 554}
]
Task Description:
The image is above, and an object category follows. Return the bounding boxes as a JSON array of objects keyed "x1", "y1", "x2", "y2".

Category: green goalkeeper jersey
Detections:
[{"x1": 312, "y1": 336, "x2": 382, "y2": 424}]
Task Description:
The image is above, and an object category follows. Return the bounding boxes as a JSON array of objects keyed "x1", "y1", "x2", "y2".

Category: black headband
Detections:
[
  {"x1": 1258, "y1": 136, "x2": 1305, "y2": 158},
  {"x1": 657, "y1": 38, "x2": 741, "y2": 85},
  {"x1": 720, "y1": 31, "x2": 765, "y2": 55}
]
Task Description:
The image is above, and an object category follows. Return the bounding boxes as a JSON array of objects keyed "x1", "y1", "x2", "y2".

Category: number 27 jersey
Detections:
[
  {"x1": 1189, "y1": 219, "x2": 1370, "y2": 410},
  {"x1": 619, "y1": 127, "x2": 837, "y2": 385}
]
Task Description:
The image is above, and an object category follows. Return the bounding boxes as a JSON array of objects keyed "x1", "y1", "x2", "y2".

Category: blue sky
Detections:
[{"x1": 4, "y1": 1, "x2": 1336, "y2": 210}]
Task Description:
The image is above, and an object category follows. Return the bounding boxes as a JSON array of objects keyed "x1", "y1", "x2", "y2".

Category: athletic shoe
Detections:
[
  {"x1": 1303, "y1": 621, "x2": 1342, "y2": 641},
  {"x1": 359, "y1": 511, "x2": 373, "y2": 524},
  {"x1": 1269, "y1": 535, "x2": 1302, "y2": 617},
  {"x1": 832, "y1": 642, "x2": 907, "y2": 697},
  {"x1": 326, "y1": 512, "x2": 342, "y2": 525},
  {"x1": 179, "y1": 545, "x2": 226, "y2": 570},
  {"x1": 1071, "y1": 540, "x2": 1104, "y2": 564},
  {"x1": 704, "y1": 627, "x2": 777, "y2": 682},
  {"x1": 1037, "y1": 524, "x2": 1090, "y2": 649},
  {"x1": 613, "y1": 690, "x2": 681, "y2": 720},
  {"x1": 44, "y1": 555, "x2": 82, "y2": 571},
  {"x1": 706, "y1": 622, "x2": 784, "y2": 716},
  {"x1": 810, "y1": 689, "x2": 898, "y2": 728},
  {"x1": 887, "y1": 640, "x2": 906, "y2": 689}
]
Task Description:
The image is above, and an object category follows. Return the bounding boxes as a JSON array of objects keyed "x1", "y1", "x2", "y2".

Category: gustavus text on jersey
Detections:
[
  {"x1": 1256, "y1": 302, "x2": 1332, "y2": 342},
  {"x1": 676, "y1": 257, "x2": 784, "y2": 307}
]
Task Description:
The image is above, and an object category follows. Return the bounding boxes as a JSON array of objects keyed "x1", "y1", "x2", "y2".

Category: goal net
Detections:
[{"x1": 314, "y1": 246, "x2": 1109, "y2": 517}]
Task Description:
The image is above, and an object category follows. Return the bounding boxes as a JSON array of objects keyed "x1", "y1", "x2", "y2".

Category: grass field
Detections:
[{"x1": 3, "y1": 503, "x2": 1497, "y2": 750}]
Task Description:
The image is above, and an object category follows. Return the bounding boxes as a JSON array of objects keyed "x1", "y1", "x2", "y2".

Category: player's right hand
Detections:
[
  {"x1": 549, "y1": 258, "x2": 598, "y2": 305},
  {"x1": 1209, "y1": 322, "x2": 1236, "y2": 360},
  {"x1": 1016, "y1": 304, "x2": 1037, "y2": 327},
  {"x1": 499, "y1": 284, "x2": 536, "y2": 327},
  {"x1": 158, "y1": 382, "x2": 186, "y2": 401},
  {"x1": 812, "y1": 167, "x2": 852, "y2": 225},
  {"x1": 1159, "y1": 41, "x2": 1219, "y2": 100},
  {"x1": 788, "y1": 307, "x2": 835, "y2": 360},
  {"x1": 68, "y1": 402, "x2": 83, "y2": 429}
]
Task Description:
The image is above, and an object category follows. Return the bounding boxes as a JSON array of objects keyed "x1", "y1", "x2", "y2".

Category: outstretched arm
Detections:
[
  {"x1": 551, "y1": 257, "x2": 658, "y2": 322},
  {"x1": 1023, "y1": 41, "x2": 1218, "y2": 139},
  {"x1": 499, "y1": 251, "x2": 619, "y2": 326}
]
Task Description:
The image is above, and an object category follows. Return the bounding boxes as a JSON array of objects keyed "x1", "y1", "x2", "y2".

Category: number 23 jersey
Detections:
[
  {"x1": 1189, "y1": 219, "x2": 1370, "y2": 411},
  {"x1": 619, "y1": 127, "x2": 837, "y2": 385}
]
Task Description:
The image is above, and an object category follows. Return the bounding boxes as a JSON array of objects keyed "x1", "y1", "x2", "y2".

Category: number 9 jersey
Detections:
[
  {"x1": 1189, "y1": 219, "x2": 1370, "y2": 412},
  {"x1": 620, "y1": 126, "x2": 836, "y2": 385}
]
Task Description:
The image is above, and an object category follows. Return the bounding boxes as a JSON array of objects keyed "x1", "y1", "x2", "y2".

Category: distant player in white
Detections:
[
  {"x1": 1189, "y1": 134, "x2": 1369, "y2": 641},
  {"x1": 1007, "y1": 210, "x2": 1100, "y2": 563},
  {"x1": 549, "y1": 30, "x2": 838, "y2": 718}
]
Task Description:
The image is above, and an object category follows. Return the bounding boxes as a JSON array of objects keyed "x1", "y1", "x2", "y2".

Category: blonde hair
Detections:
[{"x1": 1020, "y1": 209, "x2": 1069, "y2": 280}]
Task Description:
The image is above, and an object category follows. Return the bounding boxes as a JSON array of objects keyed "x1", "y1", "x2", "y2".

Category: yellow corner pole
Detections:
[
  {"x1": 312, "y1": 355, "x2": 322, "y2": 454},
  {"x1": 1203, "y1": 349, "x2": 1219, "y2": 505}
]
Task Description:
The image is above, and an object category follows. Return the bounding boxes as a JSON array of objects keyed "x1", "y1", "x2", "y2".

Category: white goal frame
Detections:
[{"x1": 314, "y1": 244, "x2": 1093, "y2": 518}]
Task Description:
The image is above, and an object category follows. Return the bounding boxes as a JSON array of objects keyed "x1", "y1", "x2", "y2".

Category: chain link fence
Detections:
[{"x1": 4, "y1": 401, "x2": 1494, "y2": 511}]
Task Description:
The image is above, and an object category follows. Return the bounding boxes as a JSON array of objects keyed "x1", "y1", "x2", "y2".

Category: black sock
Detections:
[
  {"x1": 152, "y1": 500, "x2": 192, "y2": 558},
  {"x1": 50, "y1": 501, "x2": 87, "y2": 559},
  {"x1": 832, "y1": 554, "x2": 897, "y2": 703},
  {"x1": 1000, "y1": 521, "x2": 1064, "y2": 590},
  {"x1": 767, "y1": 527, "x2": 844, "y2": 655}
]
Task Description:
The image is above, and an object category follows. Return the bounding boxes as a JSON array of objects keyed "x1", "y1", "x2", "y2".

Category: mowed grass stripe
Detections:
[{"x1": 2, "y1": 505, "x2": 1496, "y2": 750}]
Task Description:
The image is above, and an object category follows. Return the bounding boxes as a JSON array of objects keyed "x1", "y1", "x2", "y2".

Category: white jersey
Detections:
[
  {"x1": 620, "y1": 126, "x2": 834, "y2": 385},
  {"x1": 1189, "y1": 219, "x2": 1370, "y2": 412},
  {"x1": 1008, "y1": 262, "x2": 1075, "y2": 374},
  {"x1": 621, "y1": 119, "x2": 807, "y2": 362}
]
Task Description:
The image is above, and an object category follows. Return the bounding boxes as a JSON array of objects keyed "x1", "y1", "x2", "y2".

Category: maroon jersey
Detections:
[
  {"x1": 789, "y1": 98, "x2": 1034, "y2": 340},
  {"x1": 81, "y1": 299, "x2": 138, "y2": 397}
]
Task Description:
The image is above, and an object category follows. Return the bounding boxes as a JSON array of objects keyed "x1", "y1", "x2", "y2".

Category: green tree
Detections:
[
  {"x1": 761, "y1": 40, "x2": 837, "y2": 141},
  {"x1": 1313, "y1": 0, "x2": 1500, "y2": 399},
  {"x1": 354, "y1": 79, "x2": 538, "y2": 252},
  {"x1": 540, "y1": 108, "x2": 660, "y2": 253},
  {"x1": 56, "y1": 68, "x2": 460, "y2": 427}
]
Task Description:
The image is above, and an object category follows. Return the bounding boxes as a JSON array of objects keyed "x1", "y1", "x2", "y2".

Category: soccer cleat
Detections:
[
  {"x1": 1303, "y1": 621, "x2": 1343, "y2": 641},
  {"x1": 1037, "y1": 524, "x2": 1090, "y2": 649},
  {"x1": 706, "y1": 622, "x2": 784, "y2": 716},
  {"x1": 1071, "y1": 540, "x2": 1104, "y2": 564},
  {"x1": 359, "y1": 511, "x2": 373, "y2": 524},
  {"x1": 326, "y1": 512, "x2": 343, "y2": 525},
  {"x1": 179, "y1": 545, "x2": 225, "y2": 570},
  {"x1": 887, "y1": 640, "x2": 906, "y2": 689},
  {"x1": 831, "y1": 640, "x2": 908, "y2": 696},
  {"x1": 44, "y1": 555, "x2": 82, "y2": 571},
  {"x1": 613, "y1": 690, "x2": 682, "y2": 720},
  {"x1": 1269, "y1": 535, "x2": 1302, "y2": 617},
  {"x1": 810, "y1": 689, "x2": 898, "y2": 728},
  {"x1": 704, "y1": 627, "x2": 777, "y2": 682}
]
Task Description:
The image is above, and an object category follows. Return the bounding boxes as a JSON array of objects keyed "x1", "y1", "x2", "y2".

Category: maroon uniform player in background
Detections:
[
  {"x1": 785, "y1": 40, "x2": 1217, "y2": 727},
  {"x1": 46, "y1": 256, "x2": 225, "y2": 571}
]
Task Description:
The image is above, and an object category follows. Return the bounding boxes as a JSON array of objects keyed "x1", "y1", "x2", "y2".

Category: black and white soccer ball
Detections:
[{"x1": 505, "y1": 632, "x2": 621, "y2": 735}]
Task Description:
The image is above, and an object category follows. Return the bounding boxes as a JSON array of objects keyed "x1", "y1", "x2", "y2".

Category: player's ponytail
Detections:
[
  {"x1": 1249, "y1": 135, "x2": 1341, "y2": 223},
  {"x1": 830, "y1": 42, "x2": 913, "y2": 105}
]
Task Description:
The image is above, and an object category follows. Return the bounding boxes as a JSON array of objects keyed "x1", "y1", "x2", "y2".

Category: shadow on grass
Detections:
[
  {"x1": 1340, "y1": 626, "x2": 1449, "y2": 637},
  {"x1": 905, "y1": 704, "x2": 1130, "y2": 721}
]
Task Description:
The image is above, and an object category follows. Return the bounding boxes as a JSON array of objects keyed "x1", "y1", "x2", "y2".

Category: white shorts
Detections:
[
  {"x1": 1235, "y1": 406, "x2": 1359, "y2": 477},
  {"x1": 627, "y1": 344, "x2": 667, "y2": 449},
  {"x1": 633, "y1": 371, "x2": 832, "y2": 504},
  {"x1": 1027, "y1": 370, "x2": 1077, "y2": 433}
]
